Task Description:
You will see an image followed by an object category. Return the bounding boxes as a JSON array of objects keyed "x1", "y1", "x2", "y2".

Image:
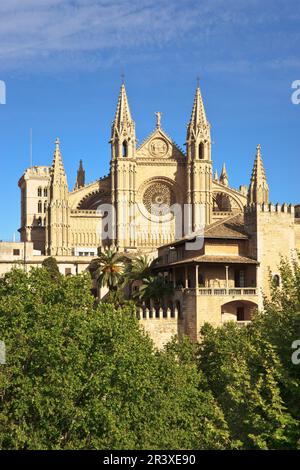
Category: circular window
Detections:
[{"x1": 143, "y1": 182, "x2": 174, "y2": 216}]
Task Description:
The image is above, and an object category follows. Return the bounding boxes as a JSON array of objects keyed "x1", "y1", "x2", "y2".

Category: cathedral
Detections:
[
  {"x1": 18, "y1": 83, "x2": 250, "y2": 255},
  {"x1": 0, "y1": 82, "x2": 299, "y2": 347}
]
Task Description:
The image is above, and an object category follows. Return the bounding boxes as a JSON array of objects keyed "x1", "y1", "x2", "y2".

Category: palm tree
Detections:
[
  {"x1": 125, "y1": 255, "x2": 153, "y2": 282},
  {"x1": 133, "y1": 275, "x2": 173, "y2": 306},
  {"x1": 89, "y1": 249, "x2": 126, "y2": 292}
]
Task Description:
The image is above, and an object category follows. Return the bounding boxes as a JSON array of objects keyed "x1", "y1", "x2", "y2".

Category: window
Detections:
[
  {"x1": 44, "y1": 201, "x2": 47, "y2": 213},
  {"x1": 122, "y1": 141, "x2": 128, "y2": 158},
  {"x1": 38, "y1": 200, "x2": 42, "y2": 213},
  {"x1": 44, "y1": 188, "x2": 48, "y2": 197},
  {"x1": 65, "y1": 268, "x2": 72, "y2": 276},
  {"x1": 199, "y1": 142, "x2": 204, "y2": 159},
  {"x1": 273, "y1": 274, "x2": 280, "y2": 287},
  {"x1": 235, "y1": 269, "x2": 245, "y2": 288},
  {"x1": 37, "y1": 187, "x2": 42, "y2": 197},
  {"x1": 13, "y1": 249, "x2": 20, "y2": 256}
]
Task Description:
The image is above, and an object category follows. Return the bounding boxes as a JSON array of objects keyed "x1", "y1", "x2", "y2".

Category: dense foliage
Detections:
[
  {"x1": 0, "y1": 255, "x2": 299, "y2": 449},
  {"x1": 0, "y1": 268, "x2": 227, "y2": 450}
]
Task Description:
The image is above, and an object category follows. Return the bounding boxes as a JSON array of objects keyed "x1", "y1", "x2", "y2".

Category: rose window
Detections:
[{"x1": 142, "y1": 183, "x2": 174, "y2": 216}]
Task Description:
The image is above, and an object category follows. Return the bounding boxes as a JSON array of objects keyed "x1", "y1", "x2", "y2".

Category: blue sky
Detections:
[{"x1": 0, "y1": 0, "x2": 299, "y2": 240}]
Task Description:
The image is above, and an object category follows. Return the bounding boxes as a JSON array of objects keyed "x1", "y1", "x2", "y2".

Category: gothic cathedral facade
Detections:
[{"x1": 18, "y1": 83, "x2": 249, "y2": 255}]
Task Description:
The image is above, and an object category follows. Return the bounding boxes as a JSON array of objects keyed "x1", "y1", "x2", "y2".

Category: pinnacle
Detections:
[
  {"x1": 248, "y1": 144, "x2": 269, "y2": 204},
  {"x1": 113, "y1": 83, "x2": 133, "y2": 129},
  {"x1": 250, "y1": 144, "x2": 268, "y2": 185},
  {"x1": 188, "y1": 84, "x2": 208, "y2": 135},
  {"x1": 220, "y1": 163, "x2": 229, "y2": 186},
  {"x1": 52, "y1": 137, "x2": 67, "y2": 183}
]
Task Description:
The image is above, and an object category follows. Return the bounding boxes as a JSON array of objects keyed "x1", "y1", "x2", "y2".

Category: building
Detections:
[{"x1": 0, "y1": 82, "x2": 299, "y2": 347}]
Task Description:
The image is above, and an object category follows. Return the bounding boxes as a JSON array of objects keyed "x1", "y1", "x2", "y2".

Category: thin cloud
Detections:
[{"x1": 0, "y1": 0, "x2": 299, "y2": 72}]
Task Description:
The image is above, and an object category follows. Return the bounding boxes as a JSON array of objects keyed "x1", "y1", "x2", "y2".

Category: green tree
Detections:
[
  {"x1": 252, "y1": 255, "x2": 300, "y2": 446},
  {"x1": 125, "y1": 255, "x2": 153, "y2": 282},
  {"x1": 133, "y1": 275, "x2": 174, "y2": 307},
  {"x1": 195, "y1": 255, "x2": 300, "y2": 450},
  {"x1": 42, "y1": 256, "x2": 61, "y2": 281},
  {"x1": 198, "y1": 322, "x2": 296, "y2": 449},
  {"x1": 0, "y1": 267, "x2": 228, "y2": 450},
  {"x1": 90, "y1": 249, "x2": 126, "y2": 292}
]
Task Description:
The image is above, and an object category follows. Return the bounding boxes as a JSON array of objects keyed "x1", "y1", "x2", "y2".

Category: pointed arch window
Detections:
[
  {"x1": 44, "y1": 188, "x2": 48, "y2": 197},
  {"x1": 38, "y1": 187, "x2": 42, "y2": 197},
  {"x1": 44, "y1": 201, "x2": 47, "y2": 213},
  {"x1": 38, "y1": 200, "x2": 42, "y2": 213},
  {"x1": 273, "y1": 274, "x2": 280, "y2": 287},
  {"x1": 122, "y1": 141, "x2": 128, "y2": 158},
  {"x1": 199, "y1": 142, "x2": 204, "y2": 159}
]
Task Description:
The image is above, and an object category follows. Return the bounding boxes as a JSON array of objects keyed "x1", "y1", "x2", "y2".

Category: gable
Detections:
[{"x1": 136, "y1": 128, "x2": 185, "y2": 160}]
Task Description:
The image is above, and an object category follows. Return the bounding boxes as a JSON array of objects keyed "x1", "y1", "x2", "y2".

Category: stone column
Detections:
[
  {"x1": 195, "y1": 264, "x2": 199, "y2": 288},
  {"x1": 225, "y1": 265, "x2": 229, "y2": 289},
  {"x1": 184, "y1": 266, "x2": 188, "y2": 288}
]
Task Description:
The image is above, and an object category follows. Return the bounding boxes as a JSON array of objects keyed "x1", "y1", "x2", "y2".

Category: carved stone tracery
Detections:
[{"x1": 143, "y1": 182, "x2": 174, "y2": 216}]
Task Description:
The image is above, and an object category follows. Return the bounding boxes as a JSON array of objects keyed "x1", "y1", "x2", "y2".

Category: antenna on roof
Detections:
[{"x1": 29, "y1": 128, "x2": 33, "y2": 167}]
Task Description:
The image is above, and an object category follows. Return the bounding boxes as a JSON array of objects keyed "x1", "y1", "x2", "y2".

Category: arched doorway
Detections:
[{"x1": 221, "y1": 300, "x2": 258, "y2": 324}]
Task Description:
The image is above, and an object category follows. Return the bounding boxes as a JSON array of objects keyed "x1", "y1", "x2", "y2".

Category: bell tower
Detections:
[
  {"x1": 110, "y1": 83, "x2": 137, "y2": 250},
  {"x1": 46, "y1": 138, "x2": 71, "y2": 256},
  {"x1": 186, "y1": 84, "x2": 213, "y2": 231}
]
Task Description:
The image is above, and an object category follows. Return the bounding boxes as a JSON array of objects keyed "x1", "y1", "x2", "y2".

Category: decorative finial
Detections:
[
  {"x1": 256, "y1": 143, "x2": 261, "y2": 152},
  {"x1": 121, "y1": 72, "x2": 125, "y2": 85},
  {"x1": 55, "y1": 138, "x2": 60, "y2": 148},
  {"x1": 155, "y1": 111, "x2": 162, "y2": 129},
  {"x1": 196, "y1": 76, "x2": 200, "y2": 88}
]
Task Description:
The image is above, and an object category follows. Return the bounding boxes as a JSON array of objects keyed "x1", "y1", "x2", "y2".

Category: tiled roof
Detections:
[
  {"x1": 159, "y1": 213, "x2": 248, "y2": 249},
  {"x1": 204, "y1": 214, "x2": 248, "y2": 239},
  {"x1": 156, "y1": 254, "x2": 258, "y2": 268}
]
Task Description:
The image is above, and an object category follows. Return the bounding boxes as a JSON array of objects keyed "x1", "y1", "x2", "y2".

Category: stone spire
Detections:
[
  {"x1": 185, "y1": 83, "x2": 213, "y2": 229},
  {"x1": 214, "y1": 170, "x2": 219, "y2": 182},
  {"x1": 50, "y1": 138, "x2": 68, "y2": 201},
  {"x1": 113, "y1": 83, "x2": 133, "y2": 130},
  {"x1": 75, "y1": 159, "x2": 85, "y2": 190},
  {"x1": 52, "y1": 138, "x2": 67, "y2": 185},
  {"x1": 187, "y1": 85, "x2": 209, "y2": 140},
  {"x1": 219, "y1": 163, "x2": 229, "y2": 187},
  {"x1": 110, "y1": 83, "x2": 136, "y2": 159},
  {"x1": 46, "y1": 138, "x2": 70, "y2": 256},
  {"x1": 186, "y1": 83, "x2": 211, "y2": 161},
  {"x1": 248, "y1": 144, "x2": 269, "y2": 205}
]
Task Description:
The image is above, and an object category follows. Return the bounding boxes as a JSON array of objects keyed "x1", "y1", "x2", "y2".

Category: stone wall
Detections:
[
  {"x1": 138, "y1": 306, "x2": 180, "y2": 349},
  {"x1": 245, "y1": 203, "x2": 295, "y2": 304}
]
